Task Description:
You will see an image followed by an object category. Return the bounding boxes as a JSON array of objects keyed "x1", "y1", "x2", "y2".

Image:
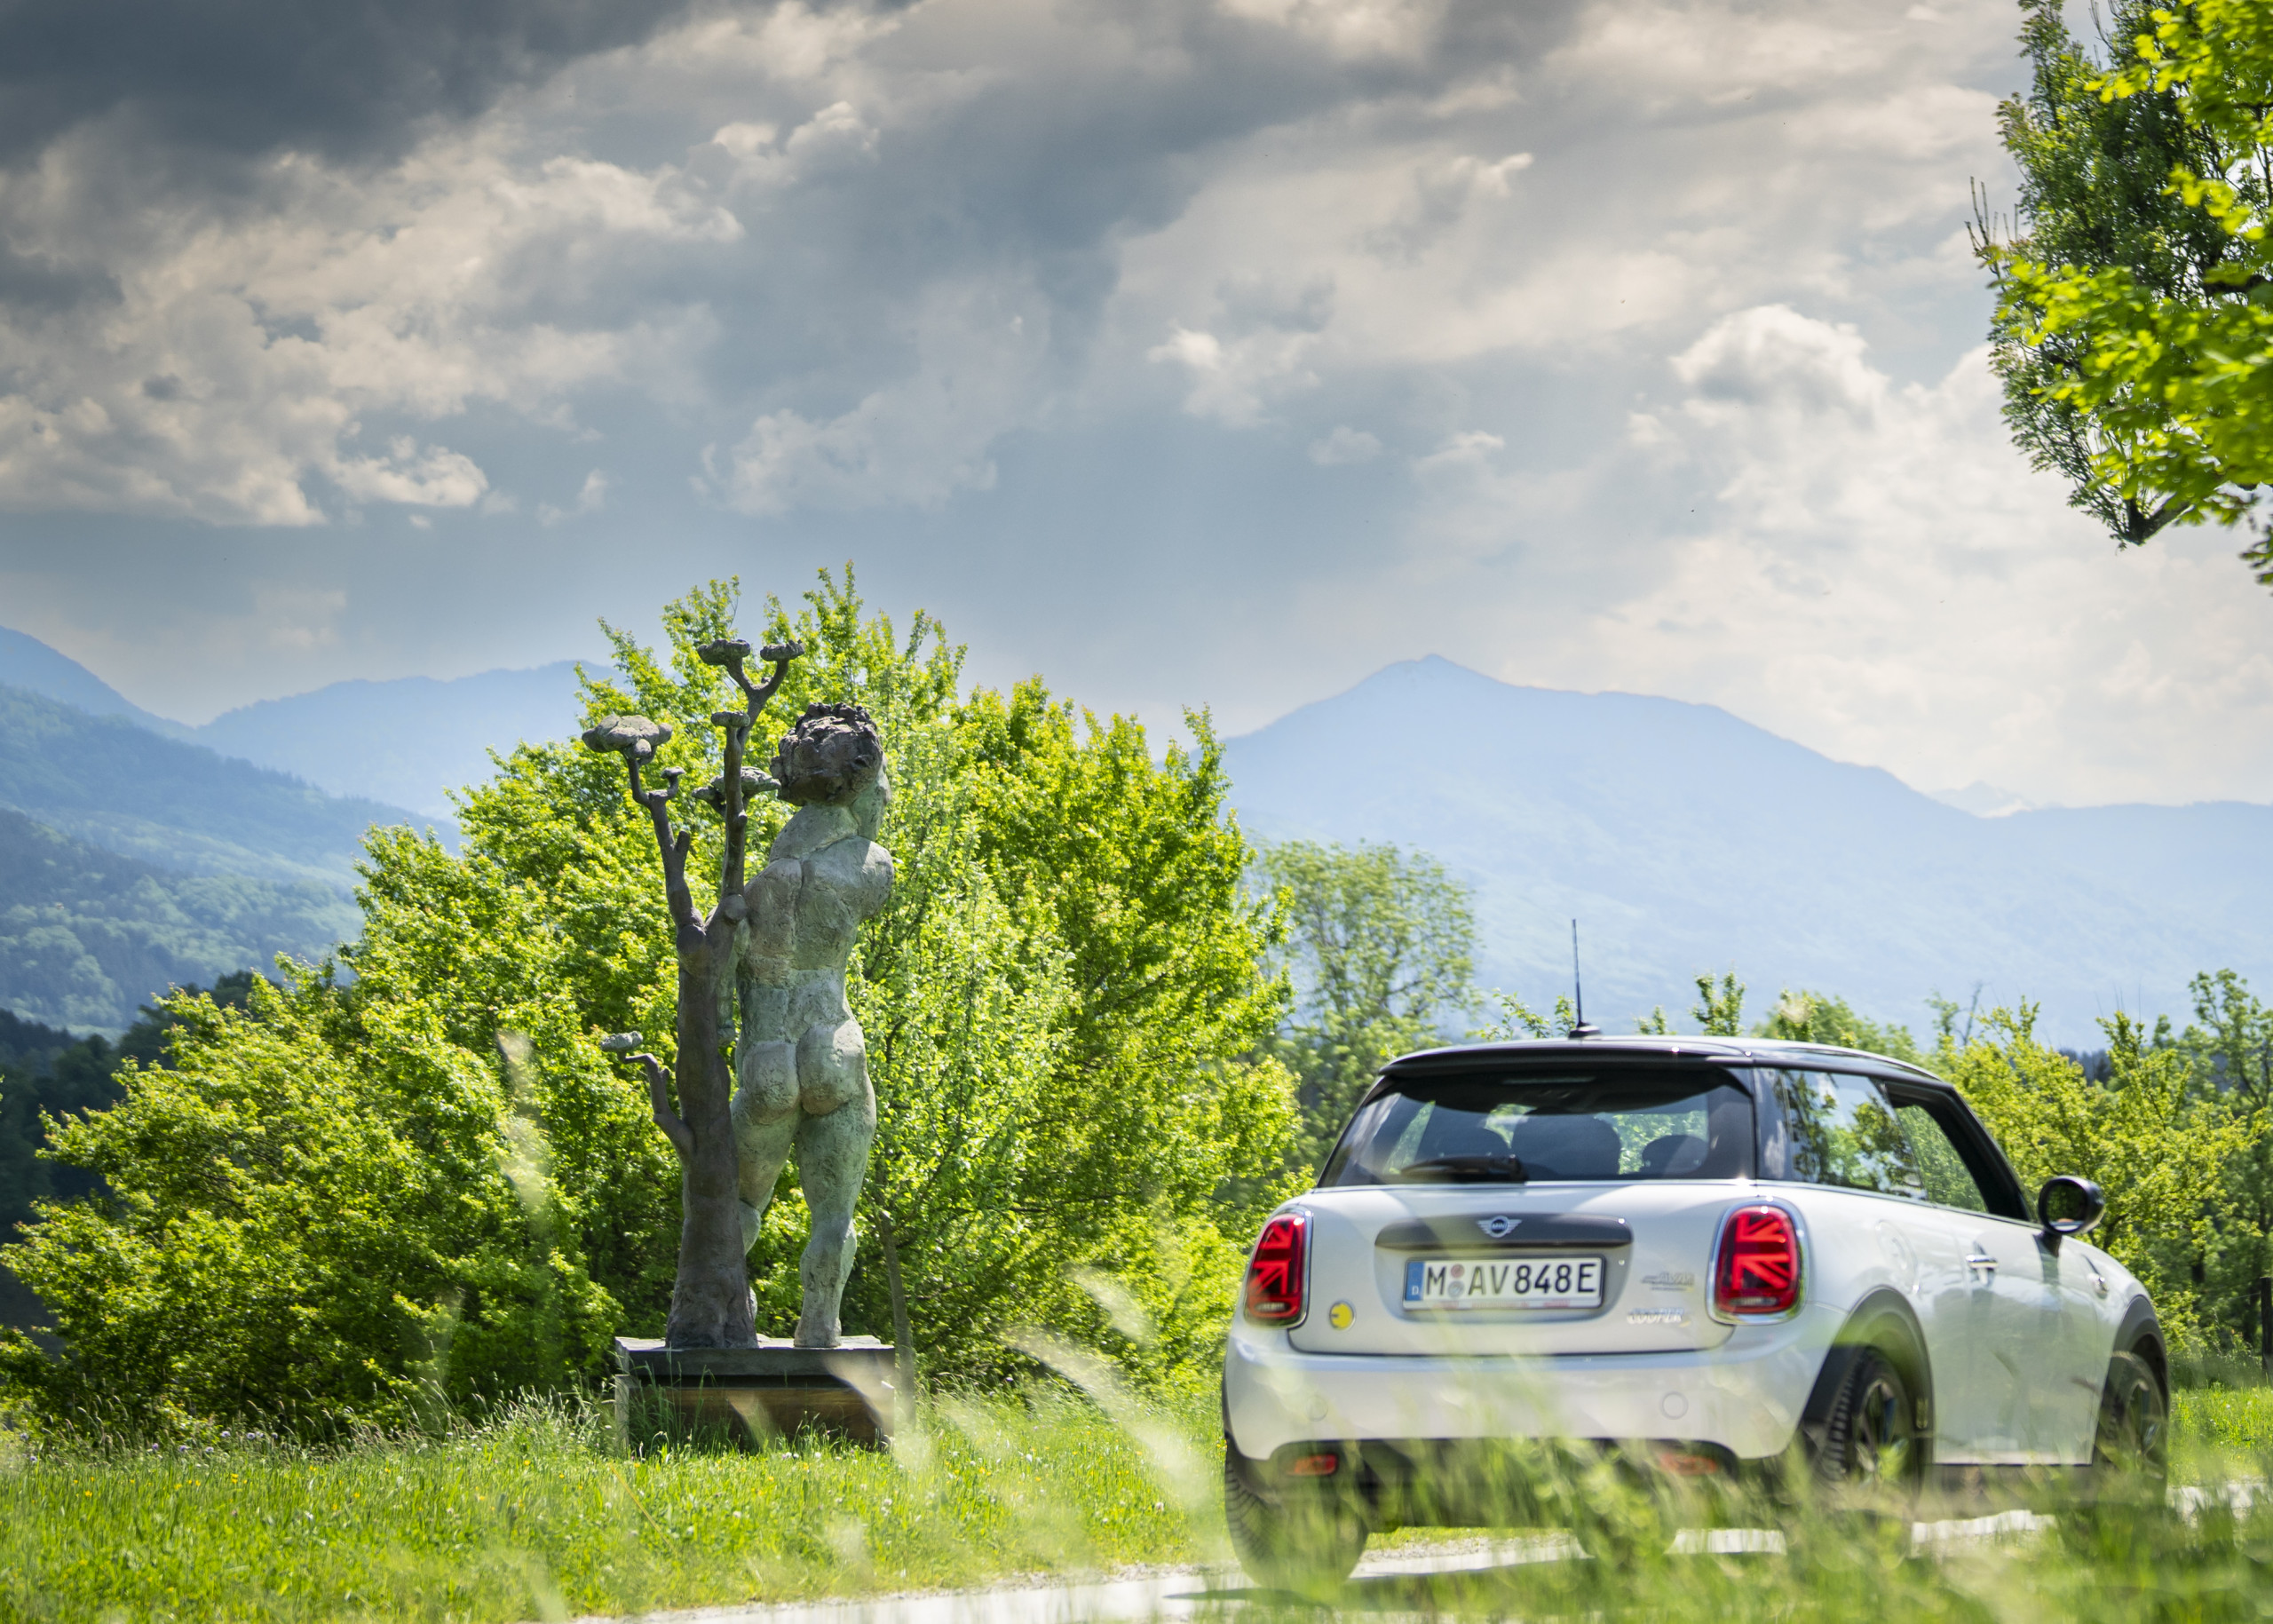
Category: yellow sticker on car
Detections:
[{"x1": 1328, "y1": 1301, "x2": 1353, "y2": 1329}]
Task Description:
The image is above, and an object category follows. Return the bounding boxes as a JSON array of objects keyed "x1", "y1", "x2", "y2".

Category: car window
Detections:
[
  {"x1": 1895, "y1": 1102, "x2": 1989, "y2": 1213},
  {"x1": 1762, "y1": 1071, "x2": 1924, "y2": 1198},
  {"x1": 1319, "y1": 1065, "x2": 1754, "y2": 1186}
]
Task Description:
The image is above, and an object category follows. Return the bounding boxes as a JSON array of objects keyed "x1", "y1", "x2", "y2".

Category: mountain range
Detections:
[
  {"x1": 0, "y1": 625, "x2": 594, "y2": 819},
  {"x1": 1223, "y1": 657, "x2": 2273, "y2": 1047},
  {"x1": 2, "y1": 627, "x2": 2268, "y2": 1046}
]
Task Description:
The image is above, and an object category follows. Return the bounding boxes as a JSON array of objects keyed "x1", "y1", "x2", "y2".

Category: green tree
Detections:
[
  {"x1": 1694, "y1": 970, "x2": 1746, "y2": 1037},
  {"x1": 0, "y1": 571, "x2": 1295, "y2": 1431},
  {"x1": 1255, "y1": 841, "x2": 1475, "y2": 1169},
  {"x1": 2170, "y1": 970, "x2": 2273, "y2": 1343},
  {"x1": 1979, "y1": 0, "x2": 2273, "y2": 561},
  {"x1": 1938, "y1": 1002, "x2": 2253, "y2": 1345},
  {"x1": 1759, "y1": 988, "x2": 1929, "y2": 1069}
]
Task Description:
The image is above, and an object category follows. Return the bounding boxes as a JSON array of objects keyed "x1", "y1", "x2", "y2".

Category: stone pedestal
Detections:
[{"x1": 613, "y1": 1335, "x2": 899, "y2": 1449}]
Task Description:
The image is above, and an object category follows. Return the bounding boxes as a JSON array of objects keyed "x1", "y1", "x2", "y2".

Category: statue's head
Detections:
[{"x1": 770, "y1": 702, "x2": 884, "y2": 809}]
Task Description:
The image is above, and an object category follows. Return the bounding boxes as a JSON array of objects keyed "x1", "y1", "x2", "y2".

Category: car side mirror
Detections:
[{"x1": 2037, "y1": 1175, "x2": 2105, "y2": 1251}]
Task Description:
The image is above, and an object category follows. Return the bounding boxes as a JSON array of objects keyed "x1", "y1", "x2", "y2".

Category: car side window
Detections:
[
  {"x1": 1881, "y1": 1087, "x2": 2031, "y2": 1221},
  {"x1": 1893, "y1": 1103, "x2": 1989, "y2": 1213},
  {"x1": 1766, "y1": 1071, "x2": 1924, "y2": 1198}
]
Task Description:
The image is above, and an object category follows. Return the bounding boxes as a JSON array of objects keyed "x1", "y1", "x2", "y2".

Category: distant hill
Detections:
[
  {"x1": 0, "y1": 807, "x2": 356, "y2": 1031},
  {"x1": 0, "y1": 627, "x2": 186, "y2": 739},
  {"x1": 0, "y1": 684, "x2": 451, "y2": 887},
  {"x1": 0, "y1": 625, "x2": 598, "y2": 819},
  {"x1": 194, "y1": 662, "x2": 598, "y2": 818},
  {"x1": 1223, "y1": 658, "x2": 2273, "y2": 1047}
]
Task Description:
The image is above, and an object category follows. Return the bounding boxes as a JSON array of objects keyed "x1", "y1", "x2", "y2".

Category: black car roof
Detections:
[{"x1": 1378, "y1": 1034, "x2": 1951, "y2": 1089}]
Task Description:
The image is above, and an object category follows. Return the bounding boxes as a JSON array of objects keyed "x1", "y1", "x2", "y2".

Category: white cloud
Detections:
[
  {"x1": 538, "y1": 469, "x2": 609, "y2": 526},
  {"x1": 1570, "y1": 308, "x2": 2273, "y2": 804},
  {"x1": 1310, "y1": 425, "x2": 1382, "y2": 464},
  {"x1": 329, "y1": 438, "x2": 489, "y2": 508}
]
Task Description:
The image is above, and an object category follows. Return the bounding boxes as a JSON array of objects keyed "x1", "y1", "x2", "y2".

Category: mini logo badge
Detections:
[
  {"x1": 1328, "y1": 1301, "x2": 1354, "y2": 1329},
  {"x1": 1477, "y1": 1216, "x2": 1521, "y2": 1240}
]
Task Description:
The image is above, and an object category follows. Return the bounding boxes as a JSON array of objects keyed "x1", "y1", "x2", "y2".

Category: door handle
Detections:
[{"x1": 1965, "y1": 1251, "x2": 1998, "y2": 1278}]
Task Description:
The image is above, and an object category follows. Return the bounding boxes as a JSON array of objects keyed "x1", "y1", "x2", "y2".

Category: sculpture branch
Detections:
[
  {"x1": 598, "y1": 1033, "x2": 694, "y2": 1161},
  {"x1": 626, "y1": 757, "x2": 700, "y2": 935},
  {"x1": 695, "y1": 636, "x2": 802, "y2": 899},
  {"x1": 636, "y1": 1052, "x2": 694, "y2": 1159}
]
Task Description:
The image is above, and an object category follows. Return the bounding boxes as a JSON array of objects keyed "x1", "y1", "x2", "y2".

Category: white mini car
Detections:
[{"x1": 1222, "y1": 1036, "x2": 2167, "y2": 1581}]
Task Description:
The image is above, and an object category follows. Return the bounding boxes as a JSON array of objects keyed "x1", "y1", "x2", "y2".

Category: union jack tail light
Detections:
[
  {"x1": 1245, "y1": 1213, "x2": 1309, "y2": 1324},
  {"x1": 1712, "y1": 1205, "x2": 1802, "y2": 1318}
]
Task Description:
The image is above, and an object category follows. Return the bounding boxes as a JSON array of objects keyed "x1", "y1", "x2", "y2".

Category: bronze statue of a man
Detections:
[{"x1": 731, "y1": 701, "x2": 894, "y2": 1348}]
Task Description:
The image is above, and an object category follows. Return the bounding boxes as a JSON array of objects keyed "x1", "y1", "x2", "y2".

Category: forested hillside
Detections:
[
  {"x1": 0, "y1": 809, "x2": 355, "y2": 1029},
  {"x1": 0, "y1": 684, "x2": 451, "y2": 886}
]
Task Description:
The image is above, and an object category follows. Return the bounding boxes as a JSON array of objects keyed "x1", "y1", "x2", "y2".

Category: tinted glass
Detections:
[
  {"x1": 1895, "y1": 1102, "x2": 1989, "y2": 1213},
  {"x1": 1319, "y1": 1066, "x2": 1754, "y2": 1187},
  {"x1": 1762, "y1": 1071, "x2": 1922, "y2": 1197}
]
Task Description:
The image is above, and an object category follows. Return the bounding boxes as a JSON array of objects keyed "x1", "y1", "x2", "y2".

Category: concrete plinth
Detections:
[{"x1": 613, "y1": 1335, "x2": 899, "y2": 1449}]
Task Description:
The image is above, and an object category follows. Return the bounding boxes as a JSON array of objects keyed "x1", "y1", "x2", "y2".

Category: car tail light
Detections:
[
  {"x1": 1712, "y1": 1205, "x2": 1802, "y2": 1318},
  {"x1": 1245, "y1": 1213, "x2": 1308, "y2": 1324}
]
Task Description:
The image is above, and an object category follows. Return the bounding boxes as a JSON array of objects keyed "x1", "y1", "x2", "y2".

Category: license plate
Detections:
[{"x1": 1404, "y1": 1255, "x2": 1604, "y2": 1310}]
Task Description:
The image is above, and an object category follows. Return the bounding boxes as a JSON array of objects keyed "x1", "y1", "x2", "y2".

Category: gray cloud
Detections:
[{"x1": 0, "y1": 0, "x2": 693, "y2": 163}]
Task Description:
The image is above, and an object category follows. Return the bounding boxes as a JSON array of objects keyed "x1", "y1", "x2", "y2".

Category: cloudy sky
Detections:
[{"x1": 0, "y1": 0, "x2": 2266, "y2": 807}]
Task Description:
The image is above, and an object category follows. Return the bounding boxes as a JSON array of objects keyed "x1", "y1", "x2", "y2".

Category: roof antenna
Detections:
[{"x1": 1569, "y1": 918, "x2": 1600, "y2": 1039}]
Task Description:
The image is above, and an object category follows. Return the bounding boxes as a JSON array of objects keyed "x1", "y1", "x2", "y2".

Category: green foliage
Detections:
[
  {"x1": 1978, "y1": 0, "x2": 2273, "y2": 557},
  {"x1": 1758, "y1": 989, "x2": 1930, "y2": 1069},
  {"x1": 0, "y1": 807, "x2": 356, "y2": 1032},
  {"x1": 1693, "y1": 970, "x2": 1745, "y2": 1037},
  {"x1": 0, "y1": 570, "x2": 1295, "y2": 1432},
  {"x1": 2169, "y1": 970, "x2": 2273, "y2": 1345},
  {"x1": 1252, "y1": 840, "x2": 1474, "y2": 1170},
  {"x1": 0, "y1": 979, "x2": 274, "y2": 1335},
  {"x1": 1937, "y1": 1002, "x2": 2254, "y2": 1346}
]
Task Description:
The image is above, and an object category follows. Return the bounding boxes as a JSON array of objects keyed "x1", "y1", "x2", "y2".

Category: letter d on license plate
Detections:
[{"x1": 1405, "y1": 1256, "x2": 1603, "y2": 1310}]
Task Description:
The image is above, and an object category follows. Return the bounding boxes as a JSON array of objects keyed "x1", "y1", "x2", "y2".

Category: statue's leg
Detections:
[
  {"x1": 731, "y1": 1038, "x2": 798, "y2": 1253},
  {"x1": 790, "y1": 1018, "x2": 876, "y2": 1349}
]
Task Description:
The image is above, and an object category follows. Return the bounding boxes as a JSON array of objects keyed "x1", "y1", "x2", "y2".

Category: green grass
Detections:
[
  {"x1": 2175, "y1": 1384, "x2": 2273, "y2": 1452},
  {"x1": 4, "y1": 1388, "x2": 2272, "y2": 1624},
  {"x1": 0, "y1": 1390, "x2": 1215, "y2": 1623}
]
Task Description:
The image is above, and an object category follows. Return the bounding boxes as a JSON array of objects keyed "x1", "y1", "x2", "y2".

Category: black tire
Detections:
[
  {"x1": 2093, "y1": 1350, "x2": 2168, "y2": 1481},
  {"x1": 1224, "y1": 1441, "x2": 1369, "y2": 1595},
  {"x1": 1815, "y1": 1349, "x2": 1919, "y2": 1490}
]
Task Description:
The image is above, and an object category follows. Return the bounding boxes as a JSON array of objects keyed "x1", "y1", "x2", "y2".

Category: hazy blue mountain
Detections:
[
  {"x1": 0, "y1": 624, "x2": 599, "y2": 817},
  {"x1": 0, "y1": 684, "x2": 451, "y2": 888},
  {"x1": 195, "y1": 661, "x2": 601, "y2": 817},
  {"x1": 0, "y1": 806, "x2": 357, "y2": 1031},
  {"x1": 0, "y1": 627, "x2": 186, "y2": 738},
  {"x1": 1224, "y1": 657, "x2": 2273, "y2": 1048}
]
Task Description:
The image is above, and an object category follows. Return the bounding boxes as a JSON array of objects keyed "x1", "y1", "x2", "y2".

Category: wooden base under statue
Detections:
[{"x1": 613, "y1": 1335, "x2": 899, "y2": 1449}]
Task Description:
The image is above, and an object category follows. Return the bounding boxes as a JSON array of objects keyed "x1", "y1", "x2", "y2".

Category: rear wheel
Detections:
[
  {"x1": 1224, "y1": 1442, "x2": 1369, "y2": 1595},
  {"x1": 2093, "y1": 1351, "x2": 2168, "y2": 1481},
  {"x1": 1816, "y1": 1349, "x2": 1918, "y2": 1490}
]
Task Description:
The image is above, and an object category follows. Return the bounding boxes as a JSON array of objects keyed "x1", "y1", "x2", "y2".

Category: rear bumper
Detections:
[{"x1": 1224, "y1": 1305, "x2": 1839, "y2": 1463}]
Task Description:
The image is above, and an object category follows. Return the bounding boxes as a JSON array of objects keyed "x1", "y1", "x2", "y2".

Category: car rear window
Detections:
[{"x1": 1318, "y1": 1065, "x2": 1755, "y2": 1186}]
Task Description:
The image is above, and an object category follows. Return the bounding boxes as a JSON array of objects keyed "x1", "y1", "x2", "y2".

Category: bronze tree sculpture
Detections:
[{"x1": 583, "y1": 635, "x2": 799, "y2": 1349}]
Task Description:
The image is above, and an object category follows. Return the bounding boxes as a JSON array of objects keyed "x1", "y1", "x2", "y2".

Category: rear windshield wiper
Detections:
[{"x1": 1397, "y1": 1153, "x2": 1528, "y2": 1184}]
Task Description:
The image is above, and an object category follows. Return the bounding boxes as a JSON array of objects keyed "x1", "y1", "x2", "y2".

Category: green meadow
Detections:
[{"x1": 4, "y1": 1385, "x2": 2271, "y2": 1624}]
